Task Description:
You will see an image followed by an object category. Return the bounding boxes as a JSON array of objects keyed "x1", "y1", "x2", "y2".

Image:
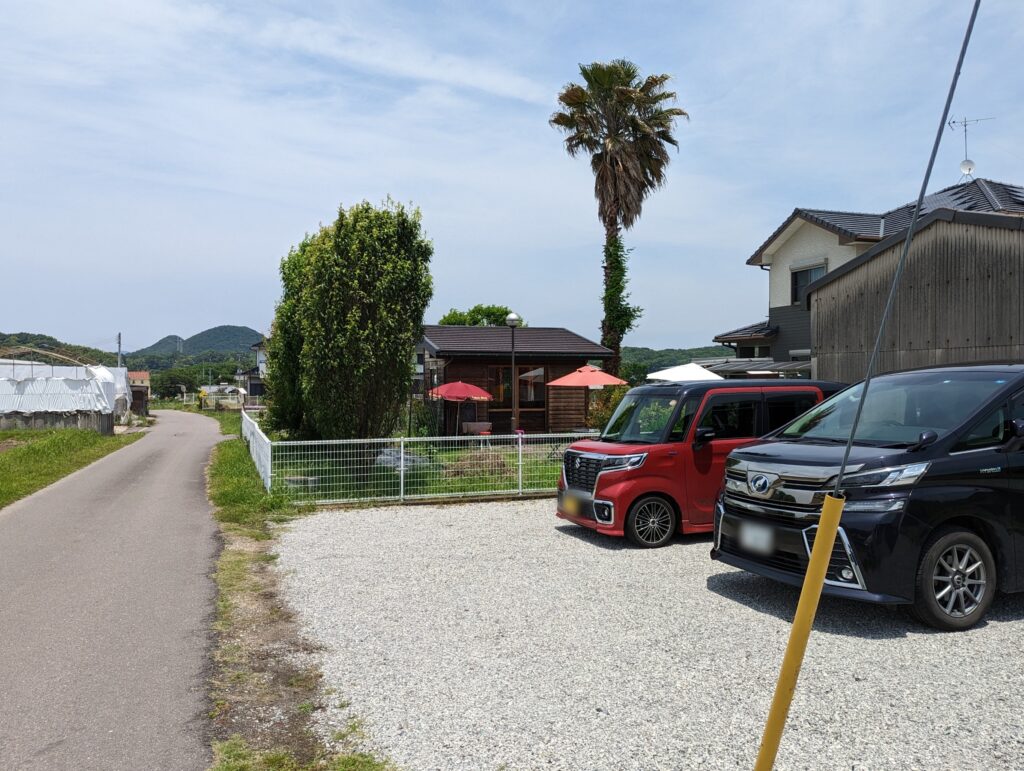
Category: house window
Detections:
[
  {"x1": 518, "y1": 366, "x2": 546, "y2": 408},
  {"x1": 737, "y1": 345, "x2": 771, "y2": 358},
  {"x1": 488, "y1": 366, "x2": 547, "y2": 409},
  {"x1": 489, "y1": 366, "x2": 513, "y2": 408},
  {"x1": 791, "y1": 264, "x2": 826, "y2": 303}
]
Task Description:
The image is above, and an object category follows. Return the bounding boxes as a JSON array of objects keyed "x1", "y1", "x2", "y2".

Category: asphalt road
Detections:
[{"x1": 0, "y1": 410, "x2": 223, "y2": 770}]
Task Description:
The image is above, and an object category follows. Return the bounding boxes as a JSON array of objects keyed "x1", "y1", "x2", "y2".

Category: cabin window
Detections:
[
  {"x1": 489, "y1": 366, "x2": 513, "y2": 408},
  {"x1": 791, "y1": 264, "x2": 826, "y2": 303},
  {"x1": 488, "y1": 365, "x2": 547, "y2": 409},
  {"x1": 518, "y1": 366, "x2": 546, "y2": 408}
]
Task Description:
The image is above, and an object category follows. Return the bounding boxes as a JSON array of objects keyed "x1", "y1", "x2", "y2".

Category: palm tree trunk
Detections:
[{"x1": 601, "y1": 223, "x2": 624, "y2": 376}]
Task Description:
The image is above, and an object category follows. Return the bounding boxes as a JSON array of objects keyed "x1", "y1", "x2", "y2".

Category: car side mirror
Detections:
[
  {"x1": 908, "y1": 430, "x2": 939, "y2": 452},
  {"x1": 999, "y1": 418, "x2": 1024, "y2": 453},
  {"x1": 693, "y1": 426, "x2": 716, "y2": 448}
]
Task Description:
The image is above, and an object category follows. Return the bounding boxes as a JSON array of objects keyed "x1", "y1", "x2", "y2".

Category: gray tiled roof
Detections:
[
  {"x1": 420, "y1": 325, "x2": 611, "y2": 358},
  {"x1": 748, "y1": 178, "x2": 1024, "y2": 264},
  {"x1": 713, "y1": 320, "x2": 777, "y2": 342}
]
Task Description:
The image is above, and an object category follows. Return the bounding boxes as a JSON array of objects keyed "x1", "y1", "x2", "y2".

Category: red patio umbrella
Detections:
[
  {"x1": 428, "y1": 381, "x2": 493, "y2": 435},
  {"x1": 547, "y1": 365, "x2": 627, "y2": 388},
  {"x1": 428, "y1": 381, "x2": 493, "y2": 401}
]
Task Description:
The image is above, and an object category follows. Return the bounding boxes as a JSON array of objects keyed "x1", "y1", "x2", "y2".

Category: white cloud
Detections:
[{"x1": 3, "y1": 0, "x2": 1024, "y2": 350}]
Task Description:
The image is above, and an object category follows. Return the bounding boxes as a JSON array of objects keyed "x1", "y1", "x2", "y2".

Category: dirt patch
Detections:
[
  {"x1": 208, "y1": 531, "x2": 337, "y2": 763},
  {"x1": 443, "y1": 449, "x2": 512, "y2": 478},
  {"x1": 0, "y1": 439, "x2": 24, "y2": 454}
]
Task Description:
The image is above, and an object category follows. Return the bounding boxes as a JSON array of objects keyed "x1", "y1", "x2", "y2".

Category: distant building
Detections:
[
  {"x1": 128, "y1": 371, "x2": 150, "y2": 396},
  {"x1": 235, "y1": 340, "x2": 267, "y2": 397},
  {"x1": 417, "y1": 325, "x2": 611, "y2": 434},
  {"x1": 715, "y1": 178, "x2": 1024, "y2": 378}
]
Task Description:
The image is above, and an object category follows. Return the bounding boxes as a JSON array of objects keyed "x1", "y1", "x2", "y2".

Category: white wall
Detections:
[{"x1": 762, "y1": 221, "x2": 869, "y2": 308}]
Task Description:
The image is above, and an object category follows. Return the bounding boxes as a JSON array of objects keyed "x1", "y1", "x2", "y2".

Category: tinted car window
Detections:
[
  {"x1": 765, "y1": 392, "x2": 818, "y2": 432},
  {"x1": 667, "y1": 397, "x2": 700, "y2": 441},
  {"x1": 602, "y1": 394, "x2": 678, "y2": 442},
  {"x1": 781, "y1": 371, "x2": 1012, "y2": 446},
  {"x1": 953, "y1": 405, "x2": 1007, "y2": 451},
  {"x1": 698, "y1": 395, "x2": 760, "y2": 440}
]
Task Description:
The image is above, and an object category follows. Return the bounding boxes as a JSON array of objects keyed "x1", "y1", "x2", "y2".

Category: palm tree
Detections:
[{"x1": 551, "y1": 59, "x2": 687, "y2": 374}]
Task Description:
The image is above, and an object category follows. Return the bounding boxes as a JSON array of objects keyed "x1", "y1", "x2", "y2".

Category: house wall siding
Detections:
[
  {"x1": 810, "y1": 220, "x2": 1024, "y2": 383},
  {"x1": 764, "y1": 222, "x2": 867, "y2": 309},
  {"x1": 768, "y1": 305, "x2": 812, "y2": 361}
]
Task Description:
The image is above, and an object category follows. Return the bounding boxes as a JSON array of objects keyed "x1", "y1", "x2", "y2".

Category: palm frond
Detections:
[{"x1": 551, "y1": 60, "x2": 687, "y2": 232}]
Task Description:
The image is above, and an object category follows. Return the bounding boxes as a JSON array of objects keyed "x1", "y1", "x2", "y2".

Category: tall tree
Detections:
[
  {"x1": 550, "y1": 59, "x2": 687, "y2": 374},
  {"x1": 266, "y1": 199, "x2": 434, "y2": 439},
  {"x1": 438, "y1": 304, "x2": 524, "y2": 326},
  {"x1": 265, "y1": 230, "x2": 322, "y2": 435}
]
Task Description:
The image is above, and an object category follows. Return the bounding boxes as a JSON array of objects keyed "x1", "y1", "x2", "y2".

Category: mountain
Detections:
[
  {"x1": 133, "y1": 325, "x2": 263, "y2": 356},
  {"x1": 0, "y1": 332, "x2": 117, "y2": 366},
  {"x1": 621, "y1": 345, "x2": 733, "y2": 374}
]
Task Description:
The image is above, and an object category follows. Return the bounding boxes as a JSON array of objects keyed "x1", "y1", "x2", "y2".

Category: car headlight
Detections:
[
  {"x1": 602, "y1": 453, "x2": 647, "y2": 472},
  {"x1": 840, "y1": 498, "x2": 906, "y2": 513},
  {"x1": 838, "y1": 462, "x2": 930, "y2": 488}
]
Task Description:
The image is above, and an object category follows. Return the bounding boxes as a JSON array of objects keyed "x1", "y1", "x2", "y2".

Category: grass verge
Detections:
[
  {"x1": 0, "y1": 428, "x2": 143, "y2": 509},
  {"x1": 206, "y1": 416, "x2": 389, "y2": 770}
]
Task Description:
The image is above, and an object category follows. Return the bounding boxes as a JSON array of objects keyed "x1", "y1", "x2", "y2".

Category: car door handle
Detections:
[{"x1": 668, "y1": 450, "x2": 679, "y2": 457}]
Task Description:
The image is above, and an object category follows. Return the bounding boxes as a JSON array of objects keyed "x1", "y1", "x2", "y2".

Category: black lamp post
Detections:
[{"x1": 505, "y1": 311, "x2": 522, "y2": 432}]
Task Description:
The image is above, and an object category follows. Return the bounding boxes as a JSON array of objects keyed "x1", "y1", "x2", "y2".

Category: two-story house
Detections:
[{"x1": 714, "y1": 178, "x2": 1024, "y2": 376}]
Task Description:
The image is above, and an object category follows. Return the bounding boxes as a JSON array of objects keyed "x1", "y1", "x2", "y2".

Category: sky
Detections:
[{"x1": 3, "y1": 0, "x2": 1024, "y2": 353}]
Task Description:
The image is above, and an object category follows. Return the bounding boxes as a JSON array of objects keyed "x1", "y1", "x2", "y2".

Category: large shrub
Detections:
[
  {"x1": 265, "y1": 231, "x2": 320, "y2": 435},
  {"x1": 266, "y1": 200, "x2": 433, "y2": 439}
]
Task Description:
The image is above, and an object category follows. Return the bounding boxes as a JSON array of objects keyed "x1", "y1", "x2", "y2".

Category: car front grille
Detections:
[
  {"x1": 563, "y1": 451, "x2": 602, "y2": 494},
  {"x1": 718, "y1": 517, "x2": 864, "y2": 590},
  {"x1": 805, "y1": 527, "x2": 861, "y2": 586}
]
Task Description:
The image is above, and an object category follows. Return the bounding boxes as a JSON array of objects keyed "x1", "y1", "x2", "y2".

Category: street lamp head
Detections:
[{"x1": 505, "y1": 312, "x2": 522, "y2": 328}]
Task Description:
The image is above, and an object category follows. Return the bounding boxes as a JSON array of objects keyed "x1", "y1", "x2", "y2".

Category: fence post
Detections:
[
  {"x1": 267, "y1": 438, "x2": 273, "y2": 492},
  {"x1": 399, "y1": 438, "x2": 406, "y2": 502},
  {"x1": 517, "y1": 433, "x2": 523, "y2": 495}
]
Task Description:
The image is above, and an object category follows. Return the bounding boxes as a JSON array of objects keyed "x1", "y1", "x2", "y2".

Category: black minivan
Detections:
[{"x1": 711, "y1": 364, "x2": 1024, "y2": 630}]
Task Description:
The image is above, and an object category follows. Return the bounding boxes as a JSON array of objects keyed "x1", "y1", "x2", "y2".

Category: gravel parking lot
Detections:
[{"x1": 276, "y1": 499, "x2": 1024, "y2": 770}]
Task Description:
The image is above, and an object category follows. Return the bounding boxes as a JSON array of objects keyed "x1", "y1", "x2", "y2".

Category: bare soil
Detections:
[
  {"x1": 208, "y1": 531, "x2": 328, "y2": 762},
  {"x1": 0, "y1": 439, "x2": 24, "y2": 454}
]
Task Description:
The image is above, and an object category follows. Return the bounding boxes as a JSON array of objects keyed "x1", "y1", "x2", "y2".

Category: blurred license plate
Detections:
[
  {"x1": 562, "y1": 495, "x2": 579, "y2": 515},
  {"x1": 738, "y1": 521, "x2": 774, "y2": 556}
]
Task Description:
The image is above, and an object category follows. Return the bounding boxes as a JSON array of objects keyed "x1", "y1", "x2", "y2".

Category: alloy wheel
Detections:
[
  {"x1": 932, "y1": 543, "x2": 987, "y2": 618},
  {"x1": 634, "y1": 499, "x2": 673, "y2": 545}
]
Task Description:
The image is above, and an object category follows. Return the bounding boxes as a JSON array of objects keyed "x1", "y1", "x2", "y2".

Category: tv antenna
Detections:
[{"x1": 947, "y1": 115, "x2": 994, "y2": 180}]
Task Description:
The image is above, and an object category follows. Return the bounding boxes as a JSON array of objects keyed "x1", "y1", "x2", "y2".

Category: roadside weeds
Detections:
[
  {"x1": 0, "y1": 428, "x2": 143, "y2": 510},
  {"x1": 205, "y1": 414, "x2": 390, "y2": 771}
]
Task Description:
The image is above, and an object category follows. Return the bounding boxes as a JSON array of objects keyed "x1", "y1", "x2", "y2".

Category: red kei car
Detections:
[{"x1": 556, "y1": 379, "x2": 844, "y2": 547}]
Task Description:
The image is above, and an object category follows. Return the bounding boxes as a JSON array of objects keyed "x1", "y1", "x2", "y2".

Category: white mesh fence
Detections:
[
  {"x1": 241, "y1": 410, "x2": 273, "y2": 491},
  {"x1": 241, "y1": 420, "x2": 595, "y2": 505}
]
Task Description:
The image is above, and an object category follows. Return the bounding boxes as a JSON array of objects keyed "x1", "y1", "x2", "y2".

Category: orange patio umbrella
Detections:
[{"x1": 546, "y1": 365, "x2": 627, "y2": 388}]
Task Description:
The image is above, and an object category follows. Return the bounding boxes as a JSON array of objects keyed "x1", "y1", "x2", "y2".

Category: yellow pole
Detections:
[{"x1": 754, "y1": 493, "x2": 846, "y2": 770}]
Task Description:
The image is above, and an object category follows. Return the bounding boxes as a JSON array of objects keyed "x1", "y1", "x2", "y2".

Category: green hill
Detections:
[
  {"x1": 133, "y1": 325, "x2": 262, "y2": 356},
  {"x1": 2, "y1": 326, "x2": 263, "y2": 372},
  {"x1": 0, "y1": 332, "x2": 117, "y2": 366},
  {"x1": 136, "y1": 335, "x2": 185, "y2": 356},
  {"x1": 621, "y1": 345, "x2": 733, "y2": 375}
]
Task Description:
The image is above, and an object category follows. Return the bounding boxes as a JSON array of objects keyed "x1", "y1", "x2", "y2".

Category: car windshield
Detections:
[
  {"x1": 780, "y1": 371, "x2": 1011, "y2": 445},
  {"x1": 601, "y1": 393, "x2": 679, "y2": 443}
]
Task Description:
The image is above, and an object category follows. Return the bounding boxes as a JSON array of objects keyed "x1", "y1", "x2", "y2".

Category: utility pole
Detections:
[{"x1": 117, "y1": 332, "x2": 122, "y2": 368}]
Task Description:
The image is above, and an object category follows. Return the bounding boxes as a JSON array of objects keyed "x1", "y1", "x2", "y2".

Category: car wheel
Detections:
[
  {"x1": 910, "y1": 527, "x2": 996, "y2": 631},
  {"x1": 625, "y1": 496, "x2": 677, "y2": 548}
]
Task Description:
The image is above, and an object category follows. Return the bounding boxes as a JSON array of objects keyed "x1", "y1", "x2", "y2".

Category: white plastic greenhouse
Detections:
[{"x1": 0, "y1": 359, "x2": 132, "y2": 433}]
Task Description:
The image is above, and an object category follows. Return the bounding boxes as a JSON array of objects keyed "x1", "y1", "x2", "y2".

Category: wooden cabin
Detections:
[{"x1": 417, "y1": 325, "x2": 612, "y2": 434}]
